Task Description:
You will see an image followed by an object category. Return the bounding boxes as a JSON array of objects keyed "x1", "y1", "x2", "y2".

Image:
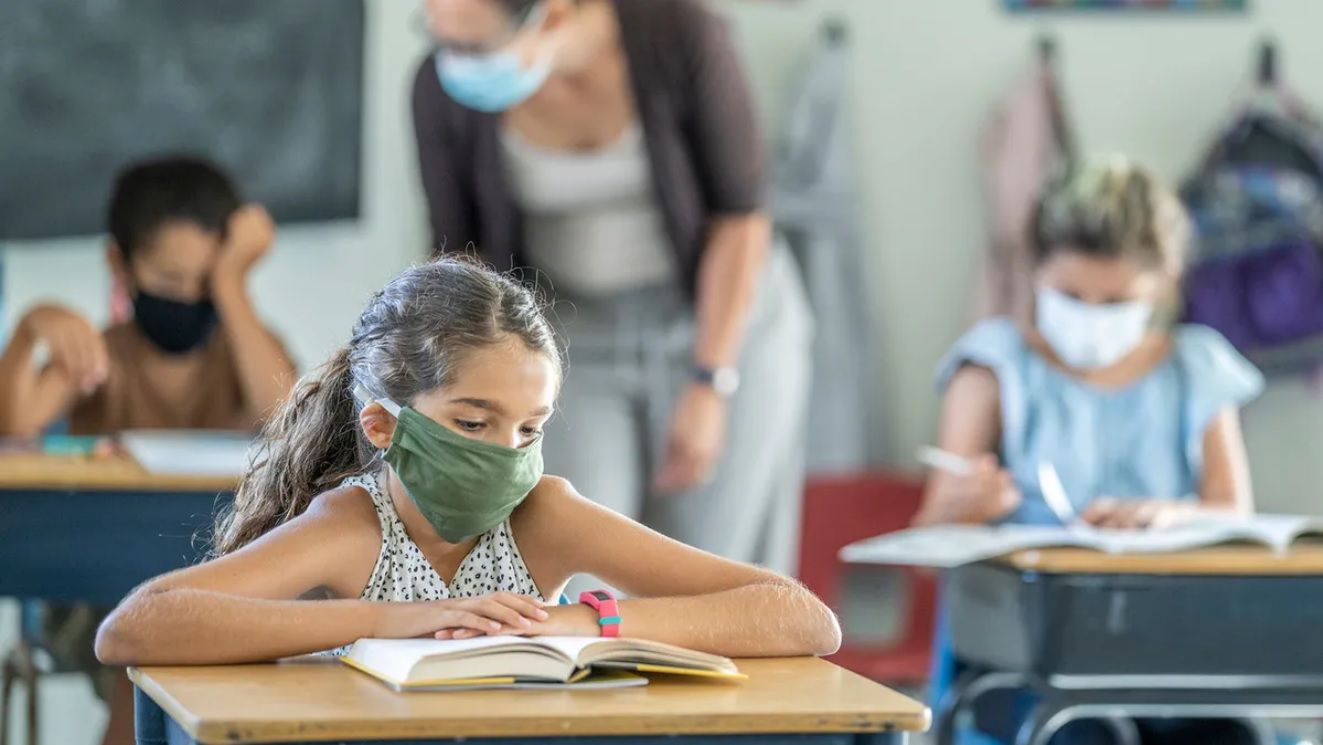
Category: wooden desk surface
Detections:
[
  {"x1": 1003, "y1": 543, "x2": 1323, "y2": 575},
  {"x1": 0, "y1": 453, "x2": 236, "y2": 492},
  {"x1": 130, "y1": 657, "x2": 930, "y2": 744}
]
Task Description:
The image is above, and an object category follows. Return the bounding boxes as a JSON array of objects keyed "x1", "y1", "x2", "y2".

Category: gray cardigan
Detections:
[{"x1": 410, "y1": 0, "x2": 766, "y2": 299}]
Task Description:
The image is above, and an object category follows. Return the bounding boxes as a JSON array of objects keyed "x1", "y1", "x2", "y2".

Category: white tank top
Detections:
[
  {"x1": 501, "y1": 123, "x2": 675, "y2": 297},
  {"x1": 343, "y1": 470, "x2": 543, "y2": 603}
]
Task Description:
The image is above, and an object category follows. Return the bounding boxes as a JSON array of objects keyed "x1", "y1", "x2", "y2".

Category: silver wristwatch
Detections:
[{"x1": 692, "y1": 365, "x2": 740, "y2": 397}]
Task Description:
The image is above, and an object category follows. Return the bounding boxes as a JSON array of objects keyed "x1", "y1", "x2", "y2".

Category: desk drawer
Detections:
[{"x1": 947, "y1": 563, "x2": 1323, "y2": 680}]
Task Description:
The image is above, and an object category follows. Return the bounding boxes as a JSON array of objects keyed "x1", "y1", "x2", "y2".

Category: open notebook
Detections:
[
  {"x1": 120, "y1": 430, "x2": 253, "y2": 477},
  {"x1": 342, "y1": 636, "x2": 746, "y2": 692},
  {"x1": 841, "y1": 514, "x2": 1323, "y2": 569}
]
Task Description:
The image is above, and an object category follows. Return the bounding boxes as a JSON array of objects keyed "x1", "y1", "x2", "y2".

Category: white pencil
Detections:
[
  {"x1": 1037, "y1": 462, "x2": 1081, "y2": 526},
  {"x1": 916, "y1": 446, "x2": 975, "y2": 477}
]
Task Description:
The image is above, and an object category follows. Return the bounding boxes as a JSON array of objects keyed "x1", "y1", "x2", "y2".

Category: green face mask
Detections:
[{"x1": 355, "y1": 385, "x2": 544, "y2": 543}]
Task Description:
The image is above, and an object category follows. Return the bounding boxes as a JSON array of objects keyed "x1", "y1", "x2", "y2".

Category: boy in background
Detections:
[
  {"x1": 0, "y1": 155, "x2": 294, "y2": 436},
  {"x1": 0, "y1": 156, "x2": 296, "y2": 745}
]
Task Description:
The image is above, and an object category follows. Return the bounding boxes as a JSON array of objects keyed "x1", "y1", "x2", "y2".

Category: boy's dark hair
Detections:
[{"x1": 106, "y1": 156, "x2": 241, "y2": 259}]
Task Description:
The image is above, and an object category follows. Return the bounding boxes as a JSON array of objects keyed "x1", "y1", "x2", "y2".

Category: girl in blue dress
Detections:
[{"x1": 919, "y1": 156, "x2": 1265, "y2": 744}]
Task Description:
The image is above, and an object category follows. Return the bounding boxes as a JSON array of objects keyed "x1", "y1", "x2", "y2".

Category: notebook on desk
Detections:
[
  {"x1": 120, "y1": 430, "x2": 253, "y2": 477},
  {"x1": 841, "y1": 514, "x2": 1323, "y2": 569},
  {"x1": 341, "y1": 636, "x2": 745, "y2": 692}
]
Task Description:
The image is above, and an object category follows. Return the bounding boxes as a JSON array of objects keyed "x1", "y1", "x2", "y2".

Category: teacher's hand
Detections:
[{"x1": 653, "y1": 383, "x2": 728, "y2": 494}]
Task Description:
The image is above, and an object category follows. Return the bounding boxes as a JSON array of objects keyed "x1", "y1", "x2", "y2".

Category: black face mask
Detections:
[{"x1": 133, "y1": 290, "x2": 218, "y2": 354}]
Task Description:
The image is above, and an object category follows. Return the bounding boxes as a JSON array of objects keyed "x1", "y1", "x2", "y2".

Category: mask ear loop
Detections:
[{"x1": 352, "y1": 383, "x2": 402, "y2": 418}]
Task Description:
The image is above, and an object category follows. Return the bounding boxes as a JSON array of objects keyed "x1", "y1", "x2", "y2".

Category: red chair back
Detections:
[{"x1": 798, "y1": 472, "x2": 936, "y2": 685}]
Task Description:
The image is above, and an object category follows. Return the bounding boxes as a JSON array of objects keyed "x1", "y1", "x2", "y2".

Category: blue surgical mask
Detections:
[
  {"x1": 435, "y1": 49, "x2": 550, "y2": 113},
  {"x1": 1035, "y1": 287, "x2": 1152, "y2": 370}
]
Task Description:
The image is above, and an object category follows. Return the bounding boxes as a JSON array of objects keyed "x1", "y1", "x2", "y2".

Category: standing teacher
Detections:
[{"x1": 412, "y1": 0, "x2": 812, "y2": 572}]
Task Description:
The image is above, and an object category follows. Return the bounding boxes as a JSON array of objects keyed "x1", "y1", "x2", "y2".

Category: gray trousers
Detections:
[{"x1": 542, "y1": 248, "x2": 814, "y2": 577}]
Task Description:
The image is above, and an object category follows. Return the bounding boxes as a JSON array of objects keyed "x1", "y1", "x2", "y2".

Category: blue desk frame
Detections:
[{"x1": 0, "y1": 485, "x2": 227, "y2": 605}]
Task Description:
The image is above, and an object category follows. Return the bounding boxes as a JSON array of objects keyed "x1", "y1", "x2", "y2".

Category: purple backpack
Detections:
[{"x1": 1181, "y1": 102, "x2": 1323, "y2": 371}]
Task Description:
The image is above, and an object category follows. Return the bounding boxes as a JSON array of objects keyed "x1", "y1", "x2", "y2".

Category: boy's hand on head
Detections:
[
  {"x1": 22, "y1": 304, "x2": 109, "y2": 394},
  {"x1": 214, "y1": 204, "x2": 274, "y2": 284}
]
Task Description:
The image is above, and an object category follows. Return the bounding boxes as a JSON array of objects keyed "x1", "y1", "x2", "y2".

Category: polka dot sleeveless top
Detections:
[{"x1": 343, "y1": 471, "x2": 543, "y2": 603}]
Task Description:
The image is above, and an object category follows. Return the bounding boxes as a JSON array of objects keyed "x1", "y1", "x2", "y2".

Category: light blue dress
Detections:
[
  {"x1": 932, "y1": 319, "x2": 1266, "y2": 744},
  {"x1": 936, "y1": 318, "x2": 1265, "y2": 525}
]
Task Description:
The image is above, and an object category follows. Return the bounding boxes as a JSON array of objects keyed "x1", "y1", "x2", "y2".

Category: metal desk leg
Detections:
[
  {"x1": 933, "y1": 671, "x2": 1028, "y2": 745},
  {"x1": 1013, "y1": 699, "x2": 1140, "y2": 745},
  {"x1": 1015, "y1": 697, "x2": 1072, "y2": 745}
]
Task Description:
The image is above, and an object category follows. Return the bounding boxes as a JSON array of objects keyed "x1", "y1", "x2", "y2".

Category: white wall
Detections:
[{"x1": 722, "y1": 0, "x2": 1323, "y2": 515}]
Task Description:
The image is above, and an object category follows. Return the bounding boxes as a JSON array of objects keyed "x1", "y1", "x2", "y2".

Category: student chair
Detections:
[
  {"x1": 0, "y1": 603, "x2": 56, "y2": 745},
  {"x1": 798, "y1": 472, "x2": 936, "y2": 685}
]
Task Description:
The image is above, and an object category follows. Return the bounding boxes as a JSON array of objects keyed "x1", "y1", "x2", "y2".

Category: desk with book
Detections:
[
  {"x1": 843, "y1": 516, "x2": 1323, "y2": 745},
  {"x1": 131, "y1": 641, "x2": 931, "y2": 745}
]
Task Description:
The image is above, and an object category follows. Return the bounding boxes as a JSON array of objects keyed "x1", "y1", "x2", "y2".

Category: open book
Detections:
[
  {"x1": 841, "y1": 514, "x2": 1323, "y2": 569},
  {"x1": 120, "y1": 430, "x2": 253, "y2": 477},
  {"x1": 342, "y1": 636, "x2": 745, "y2": 692}
]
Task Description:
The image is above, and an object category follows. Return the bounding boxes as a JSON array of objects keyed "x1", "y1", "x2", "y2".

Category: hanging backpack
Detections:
[{"x1": 1181, "y1": 44, "x2": 1323, "y2": 373}]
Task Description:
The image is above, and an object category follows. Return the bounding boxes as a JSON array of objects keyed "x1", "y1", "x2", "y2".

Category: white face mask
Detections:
[{"x1": 1035, "y1": 287, "x2": 1153, "y2": 370}]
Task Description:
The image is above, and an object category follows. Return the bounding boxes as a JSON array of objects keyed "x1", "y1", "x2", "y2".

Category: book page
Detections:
[
  {"x1": 842, "y1": 514, "x2": 1323, "y2": 570},
  {"x1": 1089, "y1": 524, "x2": 1247, "y2": 554},
  {"x1": 530, "y1": 637, "x2": 738, "y2": 674},
  {"x1": 1160, "y1": 513, "x2": 1323, "y2": 554},
  {"x1": 346, "y1": 637, "x2": 577, "y2": 686},
  {"x1": 120, "y1": 430, "x2": 253, "y2": 477},
  {"x1": 840, "y1": 524, "x2": 1099, "y2": 568}
]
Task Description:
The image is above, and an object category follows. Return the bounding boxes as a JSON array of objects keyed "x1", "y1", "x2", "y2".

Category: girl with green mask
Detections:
[{"x1": 96, "y1": 257, "x2": 841, "y2": 664}]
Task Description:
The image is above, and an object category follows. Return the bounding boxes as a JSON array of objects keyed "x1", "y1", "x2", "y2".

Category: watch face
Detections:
[
  {"x1": 713, "y1": 368, "x2": 740, "y2": 396},
  {"x1": 591, "y1": 591, "x2": 612, "y2": 602}
]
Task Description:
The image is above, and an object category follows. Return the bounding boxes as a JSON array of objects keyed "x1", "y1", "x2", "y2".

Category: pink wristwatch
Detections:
[{"x1": 578, "y1": 589, "x2": 621, "y2": 638}]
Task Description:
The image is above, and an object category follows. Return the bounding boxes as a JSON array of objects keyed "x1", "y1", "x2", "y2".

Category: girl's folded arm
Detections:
[
  {"x1": 516, "y1": 478, "x2": 842, "y2": 658},
  {"x1": 96, "y1": 485, "x2": 386, "y2": 665}
]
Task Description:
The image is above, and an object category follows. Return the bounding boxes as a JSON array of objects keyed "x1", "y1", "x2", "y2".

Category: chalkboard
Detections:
[{"x1": 0, "y1": 0, "x2": 365, "y2": 241}]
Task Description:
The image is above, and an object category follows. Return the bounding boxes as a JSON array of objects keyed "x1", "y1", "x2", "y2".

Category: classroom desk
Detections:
[
  {"x1": 131, "y1": 657, "x2": 931, "y2": 745},
  {"x1": 934, "y1": 545, "x2": 1323, "y2": 745},
  {"x1": 0, "y1": 453, "x2": 235, "y2": 605}
]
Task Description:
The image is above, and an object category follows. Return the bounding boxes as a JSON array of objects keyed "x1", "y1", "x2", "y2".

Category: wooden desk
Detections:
[
  {"x1": 0, "y1": 453, "x2": 235, "y2": 605},
  {"x1": 1003, "y1": 543, "x2": 1323, "y2": 575},
  {"x1": 0, "y1": 452, "x2": 236, "y2": 492},
  {"x1": 131, "y1": 657, "x2": 930, "y2": 745}
]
